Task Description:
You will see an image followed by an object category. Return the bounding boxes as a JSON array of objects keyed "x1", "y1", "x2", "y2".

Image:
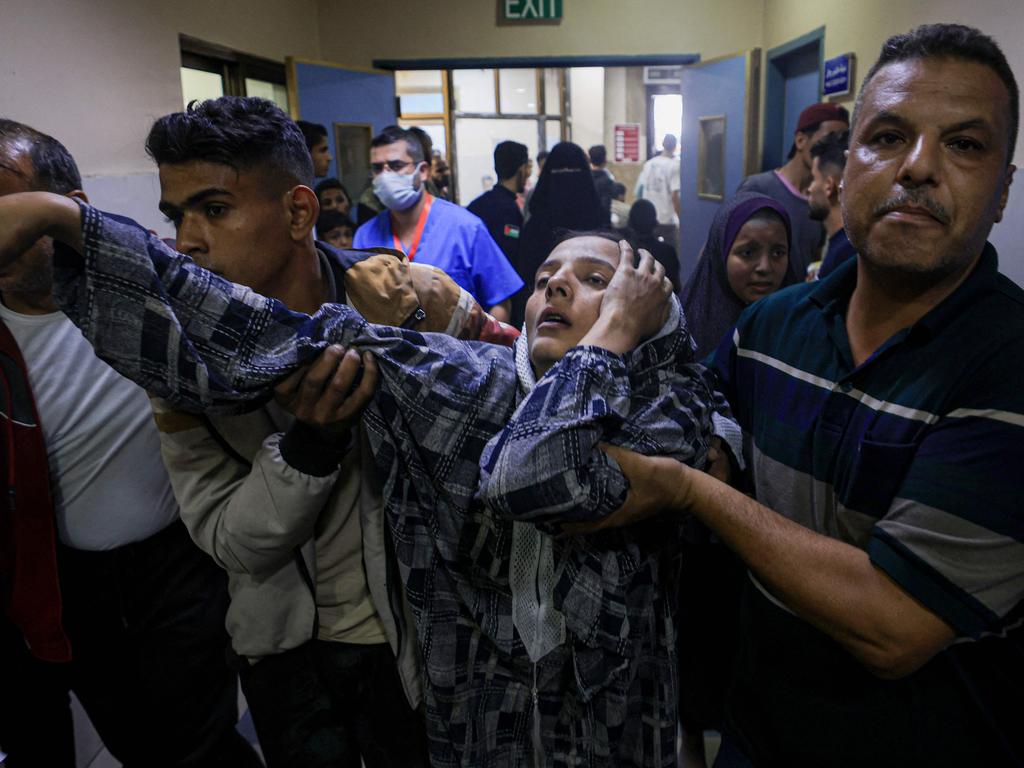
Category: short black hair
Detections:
[
  {"x1": 316, "y1": 209, "x2": 353, "y2": 238},
  {"x1": 588, "y1": 144, "x2": 607, "y2": 166},
  {"x1": 296, "y1": 120, "x2": 328, "y2": 151},
  {"x1": 787, "y1": 108, "x2": 850, "y2": 160},
  {"x1": 315, "y1": 177, "x2": 351, "y2": 202},
  {"x1": 853, "y1": 24, "x2": 1018, "y2": 160},
  {"x1": 370, "y1": 126, "x2": 425, "y2": 164},
  {"x1": 0, "y1": 119, "x2": 82, "y2": 193},
  {"x1": 810, "y1": 129, "x2": 849, "y2": 175},
  {"x1": 146, "y1": 97, "x2": 314, "y2": 187},
  {"x1": 612, "y1": 182, "x2": 627, "y2": 200},
  {"x1": 537, "y1": 150, "x2": 550, "y2": 164},
  {"x1": 494, "y1": 140, "x2": 529, "y2": 180}
]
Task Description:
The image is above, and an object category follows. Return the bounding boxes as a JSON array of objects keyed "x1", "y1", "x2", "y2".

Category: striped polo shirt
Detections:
[{"x1": 710, "y1": 244, "x2": 1024, "y2": 765}]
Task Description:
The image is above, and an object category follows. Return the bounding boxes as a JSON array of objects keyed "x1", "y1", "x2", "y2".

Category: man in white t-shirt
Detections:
[
  {"x1": 0, "y1": 120, "x2": 259, "y2": 767},
  {"x1": 635, "y1": 133, "x2": 681, "y2": 246}
]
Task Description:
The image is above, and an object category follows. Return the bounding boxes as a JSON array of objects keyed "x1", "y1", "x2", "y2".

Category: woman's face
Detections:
[
  {"x1": 525, "y1": 236, "x2": 620, "y2": 377},
  {"x1": 725, "y1": 214, "x2": 789, "y2": 304}
]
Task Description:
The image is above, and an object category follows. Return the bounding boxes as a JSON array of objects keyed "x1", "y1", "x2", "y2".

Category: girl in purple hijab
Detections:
[
  {"x1": 676, "y1": 191, "x2": 796, "y2": 766},
  {"x1": 681, "y1": 192, "x2": 797, "y2": 359}
]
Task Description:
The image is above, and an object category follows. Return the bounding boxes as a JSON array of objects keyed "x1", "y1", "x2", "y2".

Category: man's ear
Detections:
[
  {"x1": 825, "y1": 173, "x2": 841, "y2": 204},
  {"x1": 286, "y1": 185, "x2": 319, "y2": 241},
  {"x1": 66, "y1": 189, "x2": 89, "y2": 204},
  {"x1": 993, "y1": 164, "x2": 1015, "y2": 223},
  {"x1": 417, "y1": 160, "x2": 430, "y2": 183}
]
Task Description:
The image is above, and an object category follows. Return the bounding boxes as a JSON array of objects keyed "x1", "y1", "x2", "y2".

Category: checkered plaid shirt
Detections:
[{"x1": 53, "y1": 204, "x2": 718, "y2": 767}]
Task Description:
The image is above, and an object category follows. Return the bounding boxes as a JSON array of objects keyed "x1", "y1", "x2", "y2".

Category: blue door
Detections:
[
  {"x1": 678, "y1": 50, "x2": 761, "y2": 283},
  {"x1": 763, "y1": 29, "x2": 824, "y2": 172},
  {"x1": 286, "y1": 59, "x2": 397, "y2": 189}
]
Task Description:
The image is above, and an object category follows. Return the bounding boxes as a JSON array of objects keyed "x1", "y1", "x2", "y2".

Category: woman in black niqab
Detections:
[{"x1": 511, "y1": 142, "x2": 605, "y2": 327}]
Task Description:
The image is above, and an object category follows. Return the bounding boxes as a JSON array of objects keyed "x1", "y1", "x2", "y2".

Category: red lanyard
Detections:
[{"x1": 392, "y1": 193, "x2": 433, "y2": 261}]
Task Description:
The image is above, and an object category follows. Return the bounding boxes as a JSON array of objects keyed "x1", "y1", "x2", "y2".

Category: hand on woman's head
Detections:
[
  {"x1": 598, "y1": 241, "x2": 673, "y2": 342},
  {"x1": 525, "y1": 235, "x2": 672, "y2": 376}
]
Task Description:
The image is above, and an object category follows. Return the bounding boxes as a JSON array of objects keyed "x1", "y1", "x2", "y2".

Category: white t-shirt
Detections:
[
  {"x1": 0, "y1": 304, "x2": 178, "y2": 550},
  {"x1": 636, "y1": 154, "x2": 681, "y2": 226}
]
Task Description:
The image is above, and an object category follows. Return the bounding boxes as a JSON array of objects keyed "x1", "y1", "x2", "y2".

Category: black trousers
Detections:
[
  {"x1": 0, "y1": 520, "x2": 261, "y2": 768},
  {"x1": 239, "y1": 639, "x2": 429, "y2": 768}
]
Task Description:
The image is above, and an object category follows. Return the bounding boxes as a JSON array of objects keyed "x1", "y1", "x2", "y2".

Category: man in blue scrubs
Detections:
[{"x1": 354, "y1": 127, "x2": 522, "y2": 322}]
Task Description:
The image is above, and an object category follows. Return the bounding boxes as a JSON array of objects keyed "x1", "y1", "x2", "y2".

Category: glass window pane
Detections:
[
  {"x1": 498, "y1": 69, "x2": 538, "y2": 114},
  {"x1": 568, "y1": 67, "x2": 605, "y2": 154},
  {"x1": 453, "y1": 118, "x2": 539, "y2": 205},
  {"x1": 395, "y1": 70, "x2": 445, "y2": 116},
  {"x1": 544, "y1": 69, "x2": 562, "y2": 115},
  {"x1": 180, "y1": 67, "x2": 224, "y2": 109},
  {"x1": 545, "y1": 119, "x2": 562, "y2": 150},
  {"x1": 452, "y1": 69, "x2": 496, "y2": 114},
  {"x1": 399, "y1": 94, "x2": 445, "y2": 115},
  {"x1": 244, "y1": 78, "x2": 289, "y2": 112},
  {"x1": 395, "y1": 70, "x2": 442, "y2": 92}
]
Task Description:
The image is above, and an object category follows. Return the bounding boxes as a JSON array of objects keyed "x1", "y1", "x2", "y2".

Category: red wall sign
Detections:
[{"x1": 613, "y1": 123, "x2": 641, "y2": 163}]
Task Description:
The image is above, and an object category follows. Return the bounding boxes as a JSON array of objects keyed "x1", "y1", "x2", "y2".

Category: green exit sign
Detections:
[{"x1": 502, "y1": 0, "x2": 562, "y2": 21}]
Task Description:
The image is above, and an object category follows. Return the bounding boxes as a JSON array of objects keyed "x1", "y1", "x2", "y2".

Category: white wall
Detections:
[
  {"x1": 762, "y1": 0, "x2": 1024, "y2": 285},
  {"x1": 316, "y1": 0, "x2": 765, "y2": 68},
  {"x1": 568, "y1": 68, "x2": 605, "y2": 154},
  {"x1": 602, "y1": 68, "x2": 647, "y2": 195},
  {"x1": 1, "y1": 0, "x2": 320, "y2": 233}
]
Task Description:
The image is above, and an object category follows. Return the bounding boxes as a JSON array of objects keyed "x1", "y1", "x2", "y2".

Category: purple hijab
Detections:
[{"x1": 681, "y1": 192, "x2": 797, "y2": 359}]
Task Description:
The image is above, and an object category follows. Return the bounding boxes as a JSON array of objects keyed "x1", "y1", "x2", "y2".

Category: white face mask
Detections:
[{"x1": 373, "y1": 165, "x2": 424, "y2": 211}]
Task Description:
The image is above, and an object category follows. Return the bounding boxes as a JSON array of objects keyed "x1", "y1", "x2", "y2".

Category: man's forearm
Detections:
[
  {"x1": 0, "y1": 192, "x2": 83, "y2": 262},
  {"x1": 676, "y1": 467, "x2": 954, "y2": 678}
]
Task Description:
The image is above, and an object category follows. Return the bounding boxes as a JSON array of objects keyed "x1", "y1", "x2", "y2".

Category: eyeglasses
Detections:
[{"x1": 370, "y1": 160, "x2": 421, "y2": 175}]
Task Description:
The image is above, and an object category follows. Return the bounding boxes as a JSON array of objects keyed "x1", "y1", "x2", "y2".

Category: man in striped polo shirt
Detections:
[{"x1": 605, "y1": 23, "x2": 1022, "y2": 767}]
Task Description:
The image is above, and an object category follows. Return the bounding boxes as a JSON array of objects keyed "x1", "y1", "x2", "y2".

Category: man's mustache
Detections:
[{"x1": 872, "y1": 191, "x2": 951, "y2": 224}]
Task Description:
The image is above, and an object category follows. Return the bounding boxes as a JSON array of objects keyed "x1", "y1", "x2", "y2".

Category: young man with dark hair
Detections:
[
  {"x1": 588, "y1": 143, "x2": 615, "y2": 224},
  {"x1": 738, "y1": 103, "x2": 849, "y2": 277},
  {"x1": 297, "y1": 119, "x2": 332, "y2": 177},
  {"x1": 354, "y1": 126, "x2": 523, "y2": 322},
  {"x1": 0, "y1": 119, "x2": 260, "y2": 767},
  {"x1": 807, "y1": 129, "x2": 854, "y2": 280},
  {"x1": 603, "y1": 23, "x2": 1023, "y2": 767},
  {"x1": 142, "y1": 96, "x2": 435, "y2": 767},
  {"x1": 466, "y1": 140, "x2": 530, "y2": 267}
]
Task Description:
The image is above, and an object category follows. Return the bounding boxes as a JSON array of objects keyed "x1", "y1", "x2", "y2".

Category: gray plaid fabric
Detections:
[{"x1": 53, "y1": 205, "x2": 718, "y2": 767}]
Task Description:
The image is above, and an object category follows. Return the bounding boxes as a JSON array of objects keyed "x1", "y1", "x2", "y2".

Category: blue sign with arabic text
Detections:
[{"x1": 823, "y1": 53, "x2": 854, "y2": 97}]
